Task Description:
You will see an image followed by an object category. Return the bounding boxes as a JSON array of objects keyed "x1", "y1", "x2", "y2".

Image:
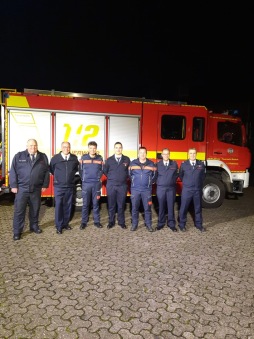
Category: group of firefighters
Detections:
[{"x1": 9, "y1": 139, "x2": 206, "y2": 241}]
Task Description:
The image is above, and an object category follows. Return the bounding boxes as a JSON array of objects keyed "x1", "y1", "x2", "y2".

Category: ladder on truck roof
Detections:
[{"x1": 23, "y1": 88, "x2": 186, "y2": 105}]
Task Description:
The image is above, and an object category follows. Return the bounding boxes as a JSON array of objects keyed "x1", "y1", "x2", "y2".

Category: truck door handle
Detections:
[{"x1": 214, "y1": 151, "x2": 222, "y2": 154}]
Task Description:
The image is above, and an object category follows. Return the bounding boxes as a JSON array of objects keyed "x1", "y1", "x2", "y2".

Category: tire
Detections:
[
  {"x1": 202, "y1": 176, "x2": 225, "y2": 209},
  {"x1": 43, "y1": 197, "x2": 54, "y2": 207},
  {"x1": 73, "y1": 182, "x2": 83, "y2": 212}
]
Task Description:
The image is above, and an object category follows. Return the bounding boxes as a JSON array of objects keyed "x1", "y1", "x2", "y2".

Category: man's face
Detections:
[
  {"x1": 161, "y1": 150, "x2": 170, "y2": 161},
  {"x1": 62, "y1": 143, "x2": 70, "y2": 155},
  {"x1": 138, "y1": 149, "x2": 147, "y2": 162},
  {"x1": 27, "y1": 141, "x2": 38, "y2": 155},
  {"x1": 114, "y1": 143, "x2": 123, "y2": 156},
  {"x1": 188, "y1": 149, "x2": 197, "y2": 161},
  {"x1": 88, "y1": 145, "x2": 97, "y2": 157}
]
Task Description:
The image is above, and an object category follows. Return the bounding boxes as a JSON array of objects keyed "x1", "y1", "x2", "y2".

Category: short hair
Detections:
[
  {"x1": 27, "y1": 139, "x2": 38, "y2": 146},
  {"x1": 162, "y1": 148, "x2": 170, "y2": 153},
  {"x1": 188, "y1": 147, "x2": 197, "y2": 152},
  {"x1": 139, "y1": 146, "x2": 147, "y2": 152},
  {"x1": 114, "y1": 142, "x2": 123, "y2": 147},
  {"x1": 61, "y1": 141, "x2": 70, "y2": 147},
  {"x1": 88, "y1": 141, "x2": 97, "y2": 147}
]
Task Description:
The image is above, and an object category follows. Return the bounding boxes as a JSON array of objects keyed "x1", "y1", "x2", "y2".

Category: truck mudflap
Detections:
[{"x1": 232, "y1": 180, "x2": 244, "y2": 193}]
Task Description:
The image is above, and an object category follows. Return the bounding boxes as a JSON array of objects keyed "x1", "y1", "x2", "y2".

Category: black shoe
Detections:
[
  {"x1": 147, "y1": 226, "x2": 154, "y2": 232},
  {"x1": 56, "y1": 230, "x2": 62, "y2": 234},
  {"x1": 107, "y1": 223, "x2": 115, "y2": 229},
  {"x1": 80, "y1": 223, "x2": 87, "y2": 230},
  {"x1": 94, "y1": 223, "x2": 103, "y2": 228},
  {"x1": 169, "y1": 227, "x2": 177, "y2": 232},
  {"x1": 13, "y1": 234, "x2": 21, "y2": 241},
  {"x1": 130, "y1": 225, "x2": 137, "y2": 231},
  {"x1": 180, "y1": 227, "x2": 186, "y2": 232},
  {"x1": 119, "y1": 224, "x2": 127, "y2": 229},
  {"x1": 156, "y1": 225, "x2": 164, "y2": 231},
  {"x1": 30, "y1": 228, "x2": 42, "y2": 234},
  {"x1": 198, "y1": 227, "x2": 206, "y2": 232},
  {"x1": 63, "y1": 225, "x2": 72, "y2": 230}
]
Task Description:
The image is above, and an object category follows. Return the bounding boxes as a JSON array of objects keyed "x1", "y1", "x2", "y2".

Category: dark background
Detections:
[{"x1": 1, "y1": 3, "x2": 254, "y2": 137}]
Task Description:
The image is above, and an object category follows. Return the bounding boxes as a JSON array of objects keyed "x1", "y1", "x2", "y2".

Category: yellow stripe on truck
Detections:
[
  {"x1": 147, "y1": 151, "x2": 157, "y2": 159},
  {"x1": 170, "y1": 151, "x2": 206, "y2": 161},
  {"x1": 6, "y1": 96, "x2": 30, "y2": 108}
]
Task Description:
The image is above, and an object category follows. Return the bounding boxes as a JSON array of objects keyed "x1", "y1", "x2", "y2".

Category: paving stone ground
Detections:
[{"x1": 0, "y1": 188, "x2": 254, "y2": 339}]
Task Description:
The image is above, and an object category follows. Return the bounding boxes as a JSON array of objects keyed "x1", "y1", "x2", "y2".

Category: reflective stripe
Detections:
[
  {"x1": 79, "y1": 159, "x2": 103, "y2": 164},
  {"x1": 129, "y1": 165, "x2": 156, "y2": 171}
]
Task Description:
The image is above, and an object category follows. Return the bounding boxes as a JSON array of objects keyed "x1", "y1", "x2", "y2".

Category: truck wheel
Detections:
[
  {"x1": 43, "y1": 197, "x2": 54, "y2": 207},
  {"x1": 73, "y1": 183, "x2": 83, "y2": 212},
  {"x1": 202, "y1": 176, "x2": 225, "y2": 208}
]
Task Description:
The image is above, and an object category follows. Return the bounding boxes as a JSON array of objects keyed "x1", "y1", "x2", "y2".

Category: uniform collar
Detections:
[{"x1": 62, "y1": 153, "x2": 69, "y2": 160}]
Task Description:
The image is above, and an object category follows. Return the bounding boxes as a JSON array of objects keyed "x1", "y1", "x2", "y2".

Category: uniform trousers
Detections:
[
  {"x1": 179, "y1": 188, "x2": 203, "y2": 228},
  {"x1": 13, "y1": 189, "x2": 41, "y2": 235},
  {"x1": 54, "y1": 186, "x2": 73, "y2": 231},
  {"x1": 156, "y1": 186, "x2": 176, "y2": 228},
  {"x1": 131, "y1": 189, "x2": 152, "y2": 227},
  {"x1": 81, "y1": 182, "x2": 101, "y2": 224},
  {"x1": 106, "y1": 183, "x2": 127, "y2": 225}
]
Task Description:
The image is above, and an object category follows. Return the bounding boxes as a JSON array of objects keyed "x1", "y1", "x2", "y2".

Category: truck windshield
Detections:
[{"x1": 218, "y1": 121, "x2": 242, "y2": 146}]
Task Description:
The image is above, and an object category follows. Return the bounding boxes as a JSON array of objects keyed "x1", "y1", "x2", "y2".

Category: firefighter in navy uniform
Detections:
[
  {"x1": 103, "y1": 142, "x2": 130, "y2": 229},
  {"x1": 79, "y1": 141, "x2": 103, "y2": 229},
  {"x1": 49, "y1": 141, "x2": 79, "y2": 234},
  {"x1": 156, "y1": 148, "x2": 178, "y2": 232},
  {"x1": 129, "y1": 146, "x2": 157, "y2": 232},
  {"x1": 9, "y1": 139, "x2": 50, "y2": 240},
  {"x1": 178, "y1": 147, "x2": 206, "y2": 232}
]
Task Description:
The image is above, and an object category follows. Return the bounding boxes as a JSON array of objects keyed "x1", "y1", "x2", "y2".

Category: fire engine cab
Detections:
[{"x1": 0, "y1": 88, "x2": 251, "y2": 209}]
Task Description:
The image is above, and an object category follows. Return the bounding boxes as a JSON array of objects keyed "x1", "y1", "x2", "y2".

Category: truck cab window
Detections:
[
  {"x1": 218, "y1": 121, "x2": 242, "y2": 146},
  {"x1": 161, "y1": 115, "x2": 186, "y2": 140},
  {"x1": 192, "y1": 117, "x2": 205, "y2": 141}
]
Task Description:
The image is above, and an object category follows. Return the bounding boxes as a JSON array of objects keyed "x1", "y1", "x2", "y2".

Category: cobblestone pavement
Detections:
[{"x1": 0, "y1": 188, "x2": 254, "y2": 339}]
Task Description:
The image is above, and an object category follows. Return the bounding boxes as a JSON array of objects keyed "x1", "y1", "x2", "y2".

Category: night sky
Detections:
[{"x1": 2, "y1": 2, "x2": 253, "y2": 114}]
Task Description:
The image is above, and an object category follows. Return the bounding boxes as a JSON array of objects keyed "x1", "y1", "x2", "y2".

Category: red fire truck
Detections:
[{"x1": 0, "y1": 88, "x2": 251, "y2": 209}]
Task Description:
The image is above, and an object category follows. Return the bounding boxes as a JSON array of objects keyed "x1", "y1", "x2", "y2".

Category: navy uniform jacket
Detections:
[
  {"x1": 50, "y1": 152, "x2": 79, "y2": 188},
  {"x1": 179, "y1": 160, "x2": 205, "y2": 190},
  {"x1": 156, "y1": 160, "x2": 178, "y2": 187},
  {"x1": 129, "y1": 158, "x2": 157, "y2": 191},
  {"x1": 103, "y1": 155, "x2": 130, "y2": 185},
  {"x1": 9, "y1": 150, "x2": 49, "y2": 192},
  {"x1": 79, "y1": 153, "x2": 103, "y2": 183}
]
